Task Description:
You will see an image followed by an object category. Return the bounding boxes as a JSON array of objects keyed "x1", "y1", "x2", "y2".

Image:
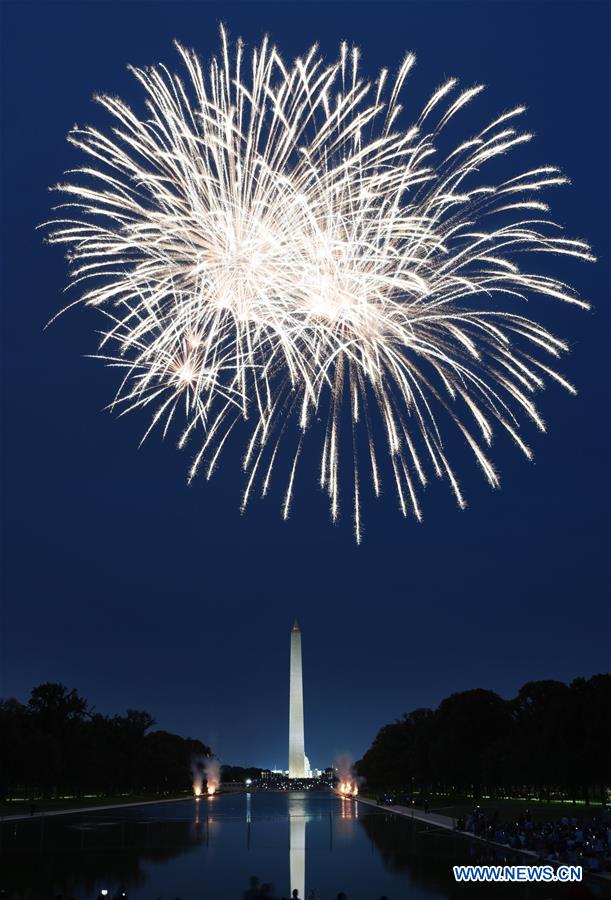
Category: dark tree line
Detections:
[
  {"x1": 0, "y1": 683, "x2": 211, "y2": 800},
  {"x1": 220, "y1": 765, "x2": 266, "y2": 782},
  {"x1": 356, "y1": 676, "x2": 611, "y2": 804}
]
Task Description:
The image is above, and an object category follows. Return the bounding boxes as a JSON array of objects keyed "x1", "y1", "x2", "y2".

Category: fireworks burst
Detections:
[{"x1": 45, "y1": 28, "x2": 593, "y2": 541}]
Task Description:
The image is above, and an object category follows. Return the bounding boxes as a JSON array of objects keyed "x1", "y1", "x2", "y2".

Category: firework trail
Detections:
[{"x1": 45, "y1": 28, "x2": 593, "y2": 541}]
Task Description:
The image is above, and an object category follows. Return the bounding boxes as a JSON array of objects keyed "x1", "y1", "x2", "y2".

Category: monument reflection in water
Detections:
[
  {"x1": 289, "y1": 805, "x2": 305, "y2": 898},
  {"x1": 288, "y1": 793, "x2": 358, "y2": 898},
  {"x1": 202, "y1": 790, "x2": 359, "y2": 898}
]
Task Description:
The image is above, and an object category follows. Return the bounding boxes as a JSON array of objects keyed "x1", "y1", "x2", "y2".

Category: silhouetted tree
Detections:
[
  {"x1": 428, "y1": 689, "x2": 511, "y2": 798},
  {"x1": 0, "y1": 683, "x2": 212, "y2": 800},
  {"x1": 356, "y1": 675, "x2": 611, "y2": 804}
]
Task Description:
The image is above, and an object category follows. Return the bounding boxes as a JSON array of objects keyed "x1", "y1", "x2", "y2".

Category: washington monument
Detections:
[{"x1": 288, "y1": 620, "x2": 306, "y2": 778}]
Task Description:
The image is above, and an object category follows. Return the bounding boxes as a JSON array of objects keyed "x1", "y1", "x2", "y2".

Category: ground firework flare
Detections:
[{"x1": 45, "y1": 29, "x2": 593, "y2": 541}]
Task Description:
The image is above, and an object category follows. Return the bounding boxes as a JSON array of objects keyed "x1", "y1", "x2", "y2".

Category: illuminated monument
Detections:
[{"x1": 288, "y1": 621, "x2": 306, "y2": 778}]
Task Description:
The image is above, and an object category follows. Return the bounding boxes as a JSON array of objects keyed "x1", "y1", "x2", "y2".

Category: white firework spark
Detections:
[{"x1": 44, "y1": 29, "x2": 593, "y2": 542}]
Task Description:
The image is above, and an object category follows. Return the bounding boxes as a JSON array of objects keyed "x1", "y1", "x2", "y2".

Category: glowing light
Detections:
[
  {"x1": 204, "y1": 757, "x2": 221, "y2": 796},
  {"x1": 338, "y1": 780, "x2": 359, "y2": 797},
  {"x1": 193, "y1": 784, "x2": 202, "y2": 798},
  {"x1": 45, "y1": 29, "x2": 592, "y2": 542},
  {"x1": 335, "y1": 755, "x2": 359, "y2": 797}
]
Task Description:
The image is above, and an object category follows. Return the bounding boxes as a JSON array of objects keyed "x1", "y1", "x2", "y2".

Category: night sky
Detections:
[{"x1": 1, "y1": 1, "x2": 609, "y2": 770}]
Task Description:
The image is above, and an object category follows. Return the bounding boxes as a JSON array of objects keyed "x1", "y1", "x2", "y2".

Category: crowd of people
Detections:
[
  {"x1": 375, "y1": 793, "x2": 611, "y2": 876},
  {"x1": 455, "y1": 807, "x2": 611, "y2": 873}
]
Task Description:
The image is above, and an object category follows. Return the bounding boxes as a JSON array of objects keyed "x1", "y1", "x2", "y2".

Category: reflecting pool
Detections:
[{"x1": 1, "y1": 792, "x2": 608, "y2": 899}]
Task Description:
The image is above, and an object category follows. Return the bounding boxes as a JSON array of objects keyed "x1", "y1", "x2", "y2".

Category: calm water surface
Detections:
[{"x1": 1, "y1": 792, "x2": 608, "y2": 899}]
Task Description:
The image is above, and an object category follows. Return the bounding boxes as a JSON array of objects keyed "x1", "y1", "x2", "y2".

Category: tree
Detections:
[
  {"x1": 357, "y1": 708, "x2": 433, "y2": 790},
  {"x1": 357, "y1": 676, "x2": 611, "y2": 803},
  {"x1": 28, "y1": 683, "x2": 89, "y2": 727},
  {"x1": 0, "y1": 683, "x2": 215, "y2": 801},
  {"x1": 428, "y1": 689, "x2": 511, "y2": 797}
]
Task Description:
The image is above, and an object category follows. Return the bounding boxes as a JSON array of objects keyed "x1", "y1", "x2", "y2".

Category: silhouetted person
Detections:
[
  {"x1": 244, "y1": 876, "x2": 261, "y2": 900},
  {"x1": 337, "y1": 894, "x2": 348, "y2": 900},
  {"x1": 424, "y1": 799, "x2": 429, "y2": 813},
  {"x1": 291, "y1": 890, "x2": 301, "y2": 900}
]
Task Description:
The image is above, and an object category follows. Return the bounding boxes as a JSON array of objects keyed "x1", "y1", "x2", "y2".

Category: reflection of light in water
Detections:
[
  {"x1": 192, "y1": 796, "x2": 211, "y2": 846},
  {"x1": 340, "y1": 797, "x2": 359, "y2": 819},
  {"x1": 288, "y1": 793, "x2": 313, "y2": 899},
  {"x1": 289, "y1": 812, "x2": 305, "y2": 900},
  {"x1": 192, "y1": 799, "x2": 215, "y2": 848},
  {"x1": 246, "y1": 792, "x2": 252, "y2": 824}
]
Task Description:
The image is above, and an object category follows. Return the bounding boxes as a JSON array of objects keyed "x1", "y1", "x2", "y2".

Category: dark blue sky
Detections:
[{"x1": 1, "y1": 1, "x2": 609, "y2": 769}]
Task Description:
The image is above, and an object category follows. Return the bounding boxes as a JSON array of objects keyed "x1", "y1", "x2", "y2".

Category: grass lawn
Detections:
[
  {"x1": 0, "y1": 792, "x2": 192, "y2": 817},
  {"x1": 360, "y1": 791, "x2": 607, "y2": 823},
  {"x1": 428, "y1": 796, "x2": 607, "y2": 823}
]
